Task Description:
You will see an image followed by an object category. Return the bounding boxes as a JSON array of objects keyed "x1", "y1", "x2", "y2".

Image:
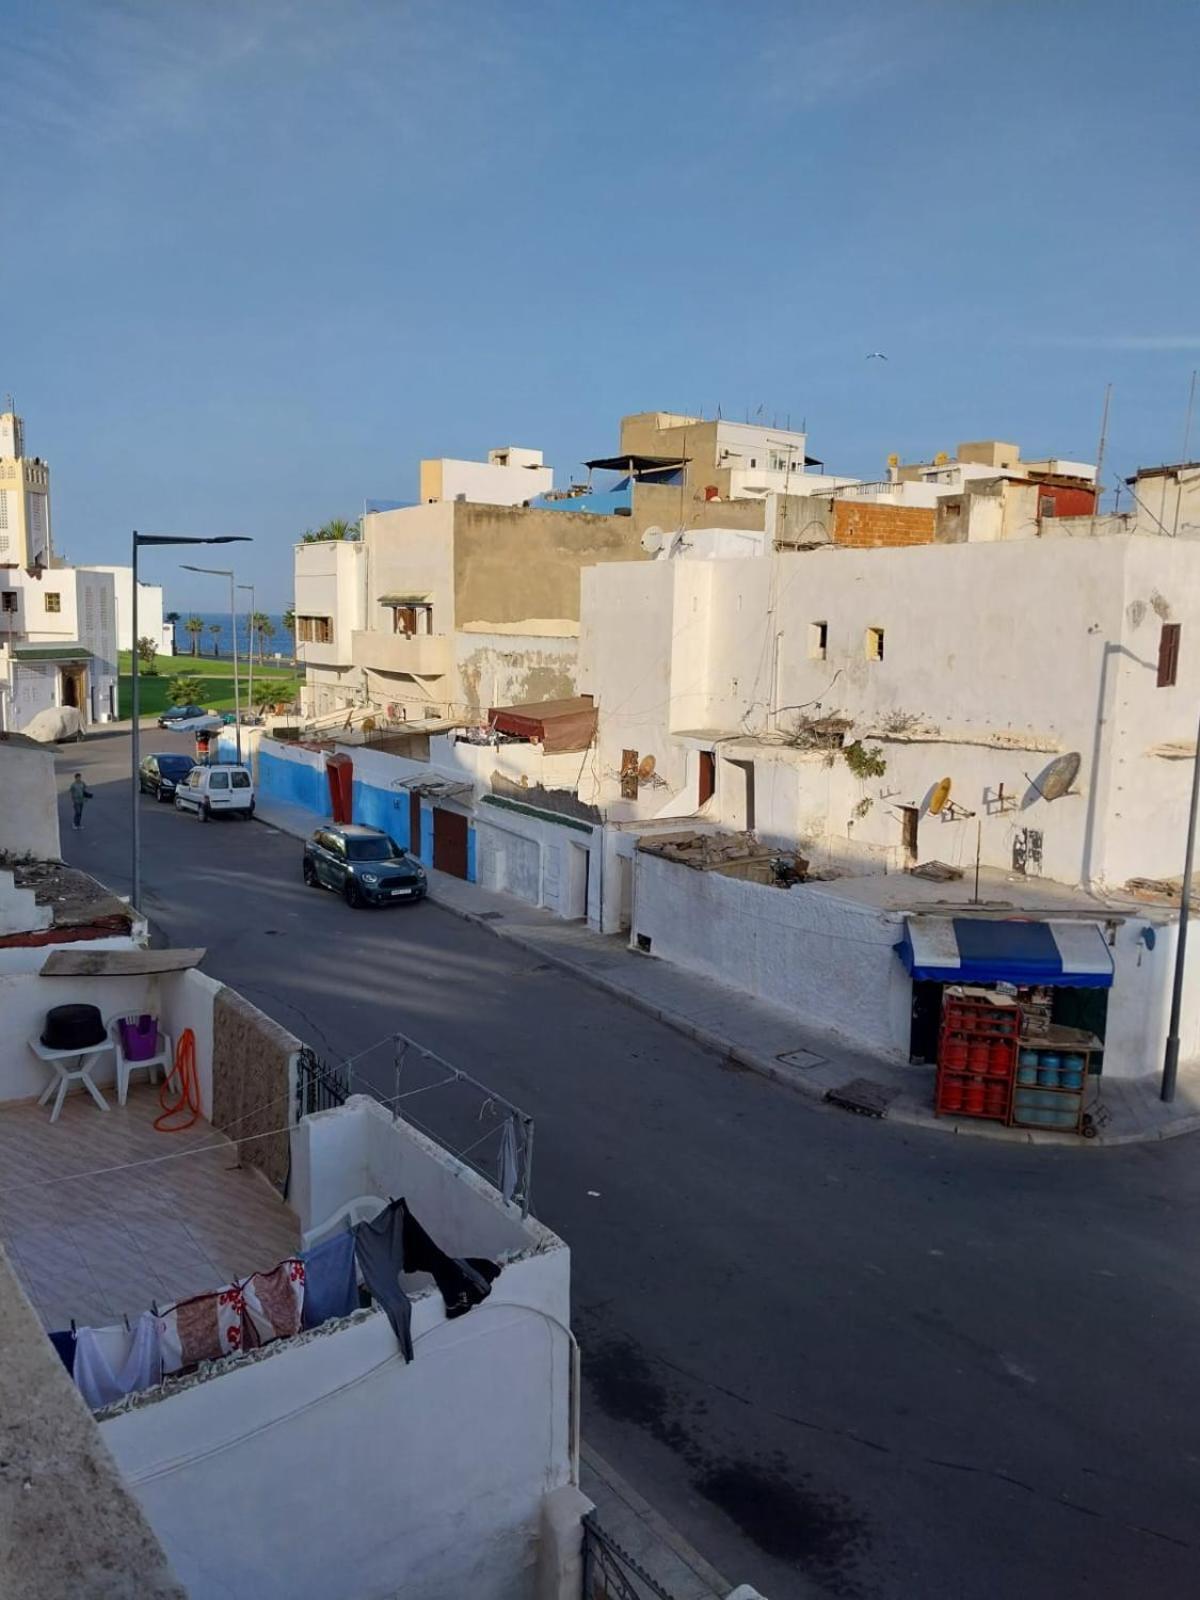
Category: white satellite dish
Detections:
[{"x1": 641, "y1": 526, "x2": 665, "y2": 553}]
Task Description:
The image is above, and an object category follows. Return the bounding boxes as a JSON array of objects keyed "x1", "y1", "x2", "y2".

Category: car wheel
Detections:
[
  {"x1": 343, "y1": 878, "x2": 362, "y2": 909},
  {"x1": 198, "y1": 801, "x2": 210, "y2": 823},
  {"x1": 303, "y1": 858, "x2": 318, "y2": 887}
]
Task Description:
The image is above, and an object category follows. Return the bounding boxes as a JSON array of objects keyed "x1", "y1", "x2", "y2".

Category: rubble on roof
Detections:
[
  {"x1": 636, "y1": 829, "x2": 809, "y2": 886},
  {"x1": 0, "y1": 857, "x2": 135, "y2": 946}
]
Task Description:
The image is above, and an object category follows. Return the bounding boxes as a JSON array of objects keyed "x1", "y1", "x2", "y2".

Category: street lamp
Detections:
[
  {"x1": 237, "y1": 582, "x2": 254, "y2": 722},
  {"x1": 179, "y1": 564, "x2": 245, "y2": 766},
  {"x1": 130, "y1": 532, "x2": 250, "y2": 912},
  {"x1": 1161, "y1": 702, "x2": 1200, "y2": 1101}
]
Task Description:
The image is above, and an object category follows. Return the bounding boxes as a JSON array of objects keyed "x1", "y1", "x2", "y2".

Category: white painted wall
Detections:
[
  {"x1": 435, "y1": 455, "x2": 554, "y2": 507},
  {"x1": 293, "y1": 538, "x2": 367, "y2": 670},
  {"x1": 475, "y1": 803, "x2": 598, "y2": 921},
  {"x1": 102, "y1": 1098, "x2": 575, "y2": 1600},
  {"x1": 581, "y1": 535, "x2": 1200, "y2": 893},
  {"x1": 0, "y1": 740, "x2": 61, "y2": 860},
  {"x1": 455, "y1": 631, "x2": 579, "y2": 718},
  {"x1": 82, "y1": 567, "x2": 166, "y2": 654}
]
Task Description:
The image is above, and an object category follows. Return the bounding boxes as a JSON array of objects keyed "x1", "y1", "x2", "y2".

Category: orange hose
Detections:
[{"x1": 155, "y1": 1028, "x2": 201, "y2": 1132}]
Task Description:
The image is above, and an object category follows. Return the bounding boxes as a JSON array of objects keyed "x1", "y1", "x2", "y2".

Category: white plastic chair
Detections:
[{"x1": 107, "y1": 1015, "x2": 173, "y2": 1108}]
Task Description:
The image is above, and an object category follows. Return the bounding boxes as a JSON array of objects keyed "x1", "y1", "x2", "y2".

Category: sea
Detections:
[{"x1": 169, "y1": 610, "x2": 295, "y2": 663}]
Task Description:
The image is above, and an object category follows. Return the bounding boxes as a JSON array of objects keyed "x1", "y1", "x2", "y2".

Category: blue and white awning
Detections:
[{"x1": 895, "y1": 917, "x2": 1114, "y2": 988}]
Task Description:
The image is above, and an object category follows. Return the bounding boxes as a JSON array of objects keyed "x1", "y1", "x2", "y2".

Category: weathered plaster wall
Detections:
[
  {"x1": 0, "y1": 1246, "x2": 185, "y2": 1600},
  {"x1": 452, "y1": 502, "x2": 647, "y2": 629},
  {"x1": 456, "y1": 631, "x2": 579, "y2": 715}
]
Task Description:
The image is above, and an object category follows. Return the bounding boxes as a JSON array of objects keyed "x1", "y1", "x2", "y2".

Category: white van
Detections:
[{"x1": 175, "y1": 764, "x2": 255, "y2": 821}]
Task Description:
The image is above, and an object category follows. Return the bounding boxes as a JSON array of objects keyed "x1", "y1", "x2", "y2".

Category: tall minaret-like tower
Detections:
[{"x1": 0, "y1": 403, "x2": 52, "y2": 568}]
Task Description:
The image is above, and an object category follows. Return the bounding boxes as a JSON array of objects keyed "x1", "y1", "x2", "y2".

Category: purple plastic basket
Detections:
[{"x1": 119, "y1": 1014, "x2": 158, "y2": 1062}]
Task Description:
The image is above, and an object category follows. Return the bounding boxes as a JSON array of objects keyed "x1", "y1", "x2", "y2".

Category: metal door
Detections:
[{"x1": 433, "y1": 808, "x2": 469, "y2": 879}]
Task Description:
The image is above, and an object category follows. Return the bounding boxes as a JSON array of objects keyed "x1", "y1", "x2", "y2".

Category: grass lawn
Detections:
[{"x1": 118, "y1": 651, "x2": 302, "y2": 719}]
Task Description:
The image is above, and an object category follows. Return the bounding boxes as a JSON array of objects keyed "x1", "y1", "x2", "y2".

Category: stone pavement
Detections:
[{"x1": 255, "y1": 797, "x2": 1200, "y2": 1150}]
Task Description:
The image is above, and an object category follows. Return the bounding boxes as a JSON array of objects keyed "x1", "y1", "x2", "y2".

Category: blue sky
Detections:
[{"x1": 3, "y1": 0, "x2": 1198, "y2": 608}]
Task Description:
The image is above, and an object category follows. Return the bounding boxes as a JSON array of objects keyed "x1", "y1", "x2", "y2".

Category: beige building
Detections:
[{"x1": 0, "y1": 409, "x2": 51, "y2": 570}]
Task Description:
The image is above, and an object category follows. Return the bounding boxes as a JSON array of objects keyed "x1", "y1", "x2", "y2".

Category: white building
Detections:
[
  {"x1": 0, "y1": 408, "x2": 119, "y2": 735},
  {"x1": 575, "y1": 526, "x2": 1200, "y2": 1079},
  {"x1": 82, "y1": 564, "x2": 173, "y2": 655},
  {"x1": 420, "y1": 445, "x2": 554, "y2": 507},
  {"x1": 0, "y1": 564, "x2": 118, "y2": 733}
]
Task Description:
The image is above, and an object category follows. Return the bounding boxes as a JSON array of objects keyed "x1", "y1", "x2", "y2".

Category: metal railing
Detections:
[
  {"x1": 582, "y1": 1513, "x2": 682, "y2": 1600},
  {"x1": 294, "y1": 1034, "x2": 535, "y2": 1218}
]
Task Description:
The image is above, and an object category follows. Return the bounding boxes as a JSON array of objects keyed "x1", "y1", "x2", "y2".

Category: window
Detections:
[
  {"x1": 1157, "y1": 622, "x2": 1181, "y2": 688},
  {"x1": 749, "y1": 458, "x2": 757, "y2": 469},
  {"x1": 208, "y1": 770, "x2": 230, "y2": 789},
  {"x1": 231, "y1": 770, "x2": 251, "y2": 788},
  {"x1": 698, "y1": 750, "x2": 716, "y2": 806},
  {"x1": 44, "y1": 592, "x2": 61, "y2": 613},
  {"x1": 390, "y1": 602, "x2": 433, "y2": 636},
  {"x1": 1, "y1": 591, "x2": 16, "y2": 613},
  {"x1": 809, "y1": 621, "x2": 828, "y2": 660},
  {"x1": 298, "y1": 615, "x2": 333, "y2": 644},
  {"x1": 865, "y1": 627, "x2": 885, "y2": 661}
]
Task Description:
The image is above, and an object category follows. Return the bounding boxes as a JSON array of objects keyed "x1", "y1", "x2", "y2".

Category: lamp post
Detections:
[
  {"x1": 131, "y1": 533, "x2": 250, "y2": 912},
  {"x1": 180, "y1": 564, "x2": 244, "y2": 766},
  {"x1": 238, "y1": 582, "x2": 254, "y2": 721},
  {"x1": 1162, "y1": 701, "x2": 1200, "y2": 1102}
]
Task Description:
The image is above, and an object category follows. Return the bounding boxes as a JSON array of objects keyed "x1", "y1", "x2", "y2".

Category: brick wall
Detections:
[{"x1": 833, "y1": 501, "x2": 936, "y2": 548}]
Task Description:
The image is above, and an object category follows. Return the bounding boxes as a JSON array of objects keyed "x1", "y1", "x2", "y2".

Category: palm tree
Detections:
[
  {"x1": 165, "y1": 611, "x2": 181, "y2": 655},
  {"x1": 257, "y1": 617, "x2": 276, "y2": 663},
  {"x1": 250, "y1": 611, "x2": 271, "y2": 665},
  {"x1": 184, "y1": 615, "x2": 204, "y2": 657},
  {"x1": 282, "y1": 607, "x2": 296, "y2": 669},
  {"x1": 301, "y1": 518, "x2": 361, "y2": 543},
  {"x1": 207, "y1": 622, "x2": 222, "y2": 658}
]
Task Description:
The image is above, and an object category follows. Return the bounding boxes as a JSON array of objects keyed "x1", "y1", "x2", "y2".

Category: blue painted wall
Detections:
[
  {"x1": 258, "y1": 748, "x2": 327, "y2": 814},
  {"x1": 529, "y1": 482, "x2": 632, "y2": 516}
]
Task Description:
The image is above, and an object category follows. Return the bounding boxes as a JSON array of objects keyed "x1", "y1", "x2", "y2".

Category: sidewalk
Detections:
[{"x1": 255, "y1": 797, "x2": 1200, "y2": 1149}]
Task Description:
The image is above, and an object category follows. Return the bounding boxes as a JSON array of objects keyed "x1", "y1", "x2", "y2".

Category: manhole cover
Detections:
[
  {"x1": 825, "y1": 1077, "x2": 898, "y2": 1118},
  {"x1": 776, "y1": 1047, "x2": 827, "y2": 1070}
]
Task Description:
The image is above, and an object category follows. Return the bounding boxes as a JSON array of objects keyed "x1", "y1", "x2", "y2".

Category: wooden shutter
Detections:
[{"x1": 1157, "y1": 623, "x2": 1181, "y2": 688}]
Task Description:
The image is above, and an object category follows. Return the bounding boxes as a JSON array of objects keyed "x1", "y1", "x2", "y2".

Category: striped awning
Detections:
[{"x1": 895, "y1": 917, "x2": 1114, "y2": 988}]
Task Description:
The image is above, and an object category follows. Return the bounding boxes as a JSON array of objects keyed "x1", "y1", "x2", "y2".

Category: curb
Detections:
[
  {"x1": 253, "y1": 810, "x2": 1200, "y2": 1152},
  {"x1": 580, "y1": 1442, "x2": 732, "y2": 1599},
  {"x1": 427, "y1": 891, "x2": 1200, "y2": 1151}
]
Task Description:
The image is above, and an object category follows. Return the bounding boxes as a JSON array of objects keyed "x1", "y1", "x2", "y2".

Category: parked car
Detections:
[
  {"x1": 157, "y1": 703, "x2": 205, "y2": 728},
  {"x1": 138, "y1": 752, "x2": 197, "y2": 802},
  {"x1": 303, "y1": 824, "x2": 427, "y2": 908},
  {"x1": 174, "y1": 763, "x2": 255, "y2": 821},
  {"x1": 163, "y1": 711, "x2": 224, "y2": 733}
]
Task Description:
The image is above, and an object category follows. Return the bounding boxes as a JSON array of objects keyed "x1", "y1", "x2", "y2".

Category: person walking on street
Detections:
[{"x1": 69, "y1": 773, "x2": 93, "y2": 831}]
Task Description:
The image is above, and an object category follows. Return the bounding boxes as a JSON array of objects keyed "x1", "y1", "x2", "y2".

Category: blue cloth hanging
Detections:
[{"x1": 300, "y1": 1229, "x2": 358, "y2": 1329}]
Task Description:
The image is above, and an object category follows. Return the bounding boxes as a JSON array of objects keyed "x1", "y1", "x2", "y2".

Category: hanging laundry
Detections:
[
  {"x1": 353, "y1": 1198, "x2": 499, "y2": 1361},
  {"x1": 48, "y1": 1329, "x2": 76, "y2": 1377},
  {"x1": 498, "y1": 1116, "x2": 520, "y2": 1203},
  {"x1": 242, "y1": 1259, "x2": 306, "y2": 1348},
  {"x1": 159, "y1": 1284, "x2": 245, "y2": 1373},
  {"x1": 73, "y1": 1314, "x2": 164, "y2": 1410},
  {"x1": 300, "y1": 1230, "x2": 358, "y2": 1329}
]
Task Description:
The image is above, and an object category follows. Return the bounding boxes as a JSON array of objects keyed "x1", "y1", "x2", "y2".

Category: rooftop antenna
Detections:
[
  {"x1": 1091, "y1": 382, "x2": 1112, "y2": 529},
  {"x1": 1175, "y1": 369, "x2": 1197, "y2": 536}
]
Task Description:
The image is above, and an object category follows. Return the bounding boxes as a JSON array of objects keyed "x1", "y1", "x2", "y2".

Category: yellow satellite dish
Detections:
[
  {"x1": 638, "y1": 754, "x2": 657, "y2": 781},
  {"x1": 929, "y1": 776, "x2": 952, "y2": 815}
]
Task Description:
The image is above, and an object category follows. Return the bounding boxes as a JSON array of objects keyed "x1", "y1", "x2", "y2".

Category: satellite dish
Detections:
[
  {"x1": 637, "y1": 754, "x2": 656, "y2": 781},
  {"x1": 928, "y1": 776, "x2": 952, "y2": 816},
  {"x1": 1036, "y1": 751, "x2": 1081, "y2": 802},
  {"x1": 641, "y1": 526, "x2": 664, "y2": 553}
]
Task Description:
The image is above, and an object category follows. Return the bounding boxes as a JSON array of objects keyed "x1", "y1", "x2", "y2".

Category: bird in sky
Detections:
[{"x1": 866, "y1": 351, "x2": 889, "y2": 361}]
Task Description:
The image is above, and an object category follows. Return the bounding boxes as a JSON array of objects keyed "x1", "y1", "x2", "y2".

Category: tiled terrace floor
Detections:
[{"x1": 0, "y1": 1083, "x2": 299, "y2": 1331}]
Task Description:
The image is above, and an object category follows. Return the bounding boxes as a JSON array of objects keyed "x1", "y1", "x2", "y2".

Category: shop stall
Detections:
[{"x1": 897, "y1": 915, "x2": 1114, "y2": 1136}]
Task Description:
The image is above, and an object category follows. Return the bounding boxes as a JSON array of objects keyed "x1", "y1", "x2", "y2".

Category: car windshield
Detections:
[
  {"x1": 167, "y1": 705, "x2": 200, "y2": 718},
  {"x1": 346, "y1": 836, "x2": 401, "y2": 861},
  {"x1": 158, "y1": 756, "x2": 194, "y2": 777}
]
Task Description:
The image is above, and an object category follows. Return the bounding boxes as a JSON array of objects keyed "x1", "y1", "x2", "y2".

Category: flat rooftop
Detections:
[
  {"x1": 0, "y1": 1084, "x2": 298, "y2": 1332},
  {"x1": 805, "y1": 864, "x2": 1148, "y2": 920}
]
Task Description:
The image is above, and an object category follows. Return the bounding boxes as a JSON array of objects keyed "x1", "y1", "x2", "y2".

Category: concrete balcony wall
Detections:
[{"x1": 351, "y1": 629, "x2": 450, "y2": 677}]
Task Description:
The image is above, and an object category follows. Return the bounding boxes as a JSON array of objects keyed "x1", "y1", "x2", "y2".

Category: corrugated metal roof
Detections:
[
  {"x1": 488, "y1": 695, "x2": 597, "y2": 754},
  {"x1": 12, "y1": 644, "x2": 93, "y2": 662}
]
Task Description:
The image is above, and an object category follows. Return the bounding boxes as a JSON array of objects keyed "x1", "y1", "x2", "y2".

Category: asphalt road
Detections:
[{"x1": 57, "y1": 728, "x2": 1200, "y2": 1600}]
